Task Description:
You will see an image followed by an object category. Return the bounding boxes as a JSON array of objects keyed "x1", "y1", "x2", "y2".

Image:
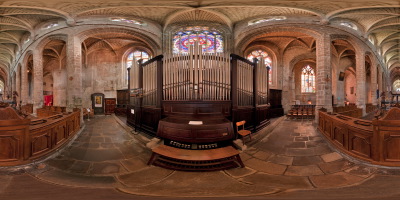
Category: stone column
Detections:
[
  {"x1": 52, "y1": 67, "x2": 67, "y2": 106},
  {"x1": 378, "y1": 69, "x2": 382, "y2": 93},
  {"x1": 336, "y1": 71, "x2": 345, "y2": 106},
  {"x1": 66, "y1": 34, "x2": 83, "y2": 122},
  {"x1": 16, "y1": 67, "x2": 20, "y2": 105},
  {"x1": 355, "y1": 51, "x2": 366, "y2": 115},
  {"x1": 371, "y1": 65, "x2": 378, "y2": 106},
  {"x1": 281, "y1": 56, "x2": 291, "y2": 113},
  {"x1": 32, "y1": 50, "x2": 44, "y2": 113},
  {"x1": 315, "y1": 34, "x2": 332, "y2": 121},
  {"x1": 21, "y1": 62, "x2": 29, "y2": 105}
]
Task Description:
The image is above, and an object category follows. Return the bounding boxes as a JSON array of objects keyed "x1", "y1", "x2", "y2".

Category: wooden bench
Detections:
[{"x1": 148, "y1": 144, "x2": 244, "y2": 171}]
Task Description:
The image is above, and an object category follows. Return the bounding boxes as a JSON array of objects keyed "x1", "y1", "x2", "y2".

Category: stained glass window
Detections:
[
  {"x1": 393, "y1": 80, "x2": 400, "y2": 93},
  {"x1": 125, "y1": 50, "x2": 150, "y2": 86},
  {"x1": 172, "y1": 26, "x2": 223, "y2": 54},
  {"x1": 301, "y1": 65, "x2": 315, "y2": 93},
  {"x1": 127, "y1": 50, "x2": 150, "y2": 69},
  {"x1": 247, "y1": 50, "x2": 272, "y2": 84},
  {"x1": 0, "y1": 80, "x2": 3, "y2": 94}
]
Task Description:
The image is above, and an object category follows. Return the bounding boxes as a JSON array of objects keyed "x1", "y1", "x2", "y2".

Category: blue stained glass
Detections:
[{"x1": 172, "y1": 27, "x2": 223, "y2": 54}]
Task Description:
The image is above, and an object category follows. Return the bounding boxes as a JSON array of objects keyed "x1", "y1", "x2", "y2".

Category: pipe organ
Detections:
[
  {"x1": 163, "y1": 45, "x2": 231, "y2": 101},
  {"x1": 127, "y1": 43, "x2": 271, "y2": 147}
]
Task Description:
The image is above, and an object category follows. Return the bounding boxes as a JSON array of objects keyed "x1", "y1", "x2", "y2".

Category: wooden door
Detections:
[{"x1": 105, "y1": 98, "x2": 116, "y2": 115}]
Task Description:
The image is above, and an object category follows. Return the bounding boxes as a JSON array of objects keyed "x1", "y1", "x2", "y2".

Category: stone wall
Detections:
[
  {"x1": 82, "y1": 49, "x2": 119, "y2": 108},
  {"x1": 345, "y1": 71, "x2": 357, "y2": 103}
]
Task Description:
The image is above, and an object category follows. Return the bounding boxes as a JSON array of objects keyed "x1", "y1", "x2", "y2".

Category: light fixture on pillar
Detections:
[
  {"x1": 325, "y1": 75, "x2": 330, "y2": 82},
  {"x1": 307, "y1": 99, "x2": 312, "y2": 105}
]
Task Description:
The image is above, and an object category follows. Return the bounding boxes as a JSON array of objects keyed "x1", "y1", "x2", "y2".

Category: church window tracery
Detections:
[
  {"x1": 246, "y1": 50, "x2": 272, "y2": 84},
  {"x1": 172, "y1": 26, "x2": 223, "y2": 54},
  {"x1": 301, "y1": 65, "x2": 315, "y2": 93}
]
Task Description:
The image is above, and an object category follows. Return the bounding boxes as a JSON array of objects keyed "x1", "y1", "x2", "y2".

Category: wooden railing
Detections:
[
  {"x1": 318, "y1": 108, "x2": 400, "y2": 166},
  {"x1": 366, "y1": 104, "x2": 377, "y2": 113},
  {"x1": 36, "y1": 106, "x2": 66, "y2": 118},
  {"x1": 0, "y1": 108, "x2": 81, "y2": 166},
  {"x1": 20, "y1": 103, "x2": 33, "y2": 114},
  {"x1": 333, "y1": 105, "x2": 362, "y2": 118}
]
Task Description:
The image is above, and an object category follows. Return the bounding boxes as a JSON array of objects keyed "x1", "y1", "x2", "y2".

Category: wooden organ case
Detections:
[
  {"x1": 127, "y1": 45, "x2": 270, "y2": 139},
  {"x1": 127, "y1": 46, "x2": 269, "y2": 143},
  {"x1": 127, "y1": 44, "x2": 271, "y2": 170}
]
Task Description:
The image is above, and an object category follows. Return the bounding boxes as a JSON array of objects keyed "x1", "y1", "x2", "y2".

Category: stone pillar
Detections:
[
  {"x1": 378, "y1": 69, "x2": 382, "y2": 93},
  {"x1": 66, "y1": 34, "x2": 83, "y2": 122},
  {"x1": 281, "y1": 57, "x2": 291, "y2": 113},
  {"x1": 355, "y1": 51, "x2": 366, "y2": 115},
  {"x1": 21, "y1": 62, "x2": 29, "y2": 105},
  {"x1": 52, "y1": 67, "x2": 67, "y2": 106},
  {"x1": 33, "y1": 50, "x2": 44, "y2": 113},
  {"x1": 336, "y1": 71, "x2": 345, "y2": 106},
  {"x1": 16, "y1": 67, "x2": 20, "y2": 106},
  {"x1": 371, "y1": 65, "x2": 378, "y2": 106},
  {"x1": 315, "y1": 34, "x2": 332, "y2": 121}
]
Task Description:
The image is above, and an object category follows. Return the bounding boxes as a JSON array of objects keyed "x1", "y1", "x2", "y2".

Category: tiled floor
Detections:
[{"x1": 1, "y1": 115, "x2": 400, "y2": 200}]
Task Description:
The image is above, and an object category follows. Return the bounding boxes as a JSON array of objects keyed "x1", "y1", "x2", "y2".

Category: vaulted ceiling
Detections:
[{"x1": 0, "y1": 0, "x2": 399, "y2": 83}]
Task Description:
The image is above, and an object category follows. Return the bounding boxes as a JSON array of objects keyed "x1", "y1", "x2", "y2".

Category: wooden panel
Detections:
[
  {"x1": 31, "y1": 129, "x2": 52, "y2": 156},
  {"x1": 117, "y1": 89, "x2": 129, "y2": 106},
  {"x1": 383, "y1": 134, "x2": 400, "y2": 162},
  {"x1": 140, "y1": 107, "x2": 162, "y2": 134},
  {"x1": 256, "y1": 105, "x2": 270, "y2": 124},
  {"x1": 232, "y1": 107, "x2": 253, "y2": 128},
  {"x1": 53, "y1": 122, "x2": 67, "y2": 146},
  {"x1": 318, "y1": 111, "x2": 377, "y2": 165},
  {"x1": 332, "y1": 125, "x2": 346, "y2": 148},
  {"x1": 0, "y1": 134, "x2": 20, "y2": 161},
  {"x1": 324, "y1": 119, "x2": 332, "y2": 137},
  {"x1": 163, "y1": 101, "x2": 231, "y2": 116},
  {"x1": 157, "y1": 116, "x2": 234, "y2": 143},
  {"x1": 348, "y1": 129, "x2": 372, "y2": 159},
  {"x1": 196, "y1": 128, "x2": 231, "y2": 140},
  {"x1": 105, "y1": 98, "x2": 116, "y2": 115},
  {"x1": 0, "y1": 112, "x2": 30, "y2": 165},
  {"x1": 0, "y1": 107, "x2": 80, "y2": 166},
  {"x1": 161, "y1": 126, "x2": 193, "y2": 139},
  {"x1": 269, "y1": 89, "x2": 282, "y2": 107}
]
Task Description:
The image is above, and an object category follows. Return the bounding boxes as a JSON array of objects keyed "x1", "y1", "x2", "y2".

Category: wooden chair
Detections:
[
  {"x1": 236, "y1": 120, "x2": 252, "y2": 145},
  {"x1": 286, "y1": 110, "x2": 293, "y2": 119}
]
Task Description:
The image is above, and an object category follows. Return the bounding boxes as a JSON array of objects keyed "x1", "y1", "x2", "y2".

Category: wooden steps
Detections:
[{"x1": 148, "y1": 145, "x2": 244, "y2": 171}]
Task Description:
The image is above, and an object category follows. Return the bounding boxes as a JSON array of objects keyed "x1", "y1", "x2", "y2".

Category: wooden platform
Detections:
[{"x1": 147, "y1": 144, "x2": 244, "y2": 171}]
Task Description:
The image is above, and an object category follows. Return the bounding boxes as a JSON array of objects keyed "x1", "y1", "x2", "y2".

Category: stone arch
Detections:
[
  {"x1": 243, "y1": 44, "x2": 278, "y2": 86},
  {"x1": 119, "y1": 46, "x2": 153, "y2": 89},
  {"x1": 164, "y1": 8, "x2": 232, "y2": 29},
  {"x1": 289, "y1": 52, "x2": 316, "y2": 73},
  {"x1": 291, "y1": 58, "x2": 317, "y2": 105},
  {"x1": 75, "y1": 27, "x2": 160, "y2": 55},
  {"x1": 235, "y1": 26, "x2": 321, "y2": 54},
  {"x1": 34, "y1": 34, "x2": 68, "y2": 52}
]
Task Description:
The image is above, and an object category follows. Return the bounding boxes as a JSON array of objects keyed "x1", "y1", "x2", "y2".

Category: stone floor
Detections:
[{"x1": 1, "y1": 115, "x2": 400, "y2": 200}]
